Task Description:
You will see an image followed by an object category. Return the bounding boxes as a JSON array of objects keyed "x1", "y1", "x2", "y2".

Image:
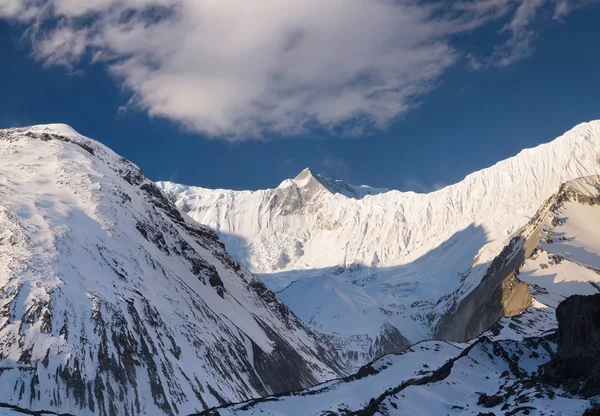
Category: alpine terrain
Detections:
[
  {"x1": 189, "y1": 133, "x2": 600, "y2": 416},
  {"x1": 0, "y1": 125, "x2": 345, "y2": 416},
  {"x1": 2, "y1": 121, "x2": 600, "y2": 416},
  {"x1": 159, "y1": 120, "x2": 600, "y2": 370}
]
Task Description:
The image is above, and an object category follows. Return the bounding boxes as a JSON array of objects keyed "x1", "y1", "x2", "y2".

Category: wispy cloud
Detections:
[
  {"x1": 0, "y1": 113, "x2": 35, "y2": 129},
  {"x1": 0, "y1": 0, "x2": 596, "y2": 139},
  {"x1": 469, "y1": 0, "x2": 600, "y2": 69}
]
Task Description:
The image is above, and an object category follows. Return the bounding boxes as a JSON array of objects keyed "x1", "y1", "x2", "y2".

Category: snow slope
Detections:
[
  {"x1": 159, "y1": 120, "x2": 600, "y2": 368},
  {"x1": 497, "y1": 175, "x2": 600, "y2": 334},
  {"x1": 199, "y1": 335, "x2": 591, "y2": 416},
  {"x1": 195, "y1": 174, "x2": 600, "y2": 416},
  {"x1": 0, "y1": 125, "x2": 345, "y2": 416}
]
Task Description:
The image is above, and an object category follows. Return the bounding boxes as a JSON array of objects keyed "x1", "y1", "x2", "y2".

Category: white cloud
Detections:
[
  {"x1": 0, "y1": 0, "x2": 595, "y2": 139},
  {"x1": 553, "y1": 0, "x2": 571, "y2": 19},
  {"x1": 487, "y1": 0, "x2": 599, "y2": 68},
  {"x1": 35, "y1": 26, "x2": 89, "y2": 68},
  {"x1": 0, "y1": 0, "x2": 22, "y2": 17},
  {"x1": 490, "y1": 0, "x2": 546, "y2": 67}
]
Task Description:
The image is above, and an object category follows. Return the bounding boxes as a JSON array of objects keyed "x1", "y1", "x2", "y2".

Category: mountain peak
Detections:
[
  {"x1": 30, "y1": 123, "x2": 80, "y2": 135},
  {"x1": 284, "y1": 168, "x2": 387, "y2": 199},
  {"x1": 295, "y1": 167, "x2": 315, "y2": 181},
  {"x1": 0, "y1": 125, "x2": 345, "y2": 415},
  {"x1": 156, "y1": 120, "x2": 600, "y2": 375}
]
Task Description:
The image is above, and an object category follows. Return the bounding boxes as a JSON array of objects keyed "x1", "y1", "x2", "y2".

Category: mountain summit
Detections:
[
  {"x1": 196, "y1": 172, "x2": 600, "y2": 416},
  {"x1": 278, "y1": 168, "x2": 388, "y2": 200},
  {"x1": 0, "y1": 125, "x2": 345, "y2": 415}
]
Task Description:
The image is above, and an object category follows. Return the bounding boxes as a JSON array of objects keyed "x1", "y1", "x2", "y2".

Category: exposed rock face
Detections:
[
  {"x1": 560, "y1": 175, "x2": 600, "y2": 206},
  {"x1": 434, "y1": 196, "x2": 549, "y2": 342},
  {"x1": 434, "y1": 173, "x2": 599, "y2": 343},
  {"x1": 434, "y1": 237, "x2": 534, "y2": 342},
  {"x1": 199, "y1": 335, "x2": 581, "y2": 416},
  {"x1": 268, "y1": 169, "x2": 327, "y2": 215},
  {"x1": 371, "y1": 323, "x2": 411, "y2": 360},
  {"x1": 544, "y1": 294, "x2": 600, "y2": 397}
]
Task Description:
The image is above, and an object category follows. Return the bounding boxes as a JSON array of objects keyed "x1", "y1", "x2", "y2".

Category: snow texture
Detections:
[
  {"x1": 0, "y1": 125, "x2": 345, "y2": 416},
  {"x1": 201, "y1": 336, "x2": 592, "y2": 416},
  {"x1": 159, "y1": 120, "x2": 600, "y2": 368},
  {"x1": 197, "y1": 172, "x2": 600, "y2": 416}
]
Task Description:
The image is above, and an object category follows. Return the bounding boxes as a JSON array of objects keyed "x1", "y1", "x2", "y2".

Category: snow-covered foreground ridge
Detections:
[
  {"x1": 0, "y1": 125, "x2": 345, "y2": 416},
  {"x1": 160, "y1": 121, "x2": 600, "y2": 366}
]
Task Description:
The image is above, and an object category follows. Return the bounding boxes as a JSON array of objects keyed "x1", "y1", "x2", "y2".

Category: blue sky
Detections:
[{"x1": 0, "y1": 1, "x2": 599, "y2": 192}]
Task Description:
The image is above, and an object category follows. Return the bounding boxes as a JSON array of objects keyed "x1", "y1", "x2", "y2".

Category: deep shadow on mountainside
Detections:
[
  {"x1": 3, "y1": 123, "x2": 600, "y2": 415},
  {"x1": 192, "y1": 293, "x2": 600, "y2": 416},
  {"x1": 191, "y1": 175, "x2": 600, "y2": 416}
]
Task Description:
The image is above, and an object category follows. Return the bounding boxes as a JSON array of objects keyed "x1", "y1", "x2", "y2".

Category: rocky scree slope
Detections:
[
  {"x1": 159, "y1": 121, "x2": 600, "y2": 369},
  {"x1": 0, "y1": 125, "x2": 345, "y2": 416}
]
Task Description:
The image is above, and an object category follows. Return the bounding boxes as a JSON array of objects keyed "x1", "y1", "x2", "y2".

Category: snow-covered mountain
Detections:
[
  {"x1": 0, "y1": 125, "x2": 346, "y2": 416},
  {"x1": 193, "y1": 174, "x2": 600, "y2": 416},
  {"x1": 159, "y1": 121, "x2": 600, "y2": 369},
  {"x1": 5, "y1": 120, "x2": 600, "y2": 416}
]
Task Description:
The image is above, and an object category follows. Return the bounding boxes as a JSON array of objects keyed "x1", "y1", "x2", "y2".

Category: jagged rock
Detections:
[
  {"x1": 543, "y1": 294, "x2": 600, "y2": 397},
  {"x1": 584, "y1": 404, "x2": 600, "y2": 416},
  {"x1": 477, "y1": 393, "x2": 503, "y2": 408}
]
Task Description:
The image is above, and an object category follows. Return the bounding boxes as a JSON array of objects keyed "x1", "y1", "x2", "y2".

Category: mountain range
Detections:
[
  {"x1": 158, "y1": 120, "x2": 600, "y2": 369},
  {"x1": 1, "y1": 121, "x2": 600, "y2": 415},
  {"x1": 197, "y1": 173, "x2": 600, "y2": 416}
]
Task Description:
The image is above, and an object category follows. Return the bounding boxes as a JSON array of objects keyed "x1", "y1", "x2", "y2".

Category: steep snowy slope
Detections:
[
  {"x1": 159, "y1": 121, "x2": 600, "y2": 368},
  {"x1": 0, "y1": 125, "x2": 345, "y2": 416},
  {"x1": 524, "y1": 175, "x2": 600, "y2": 303},
  {"x1": 492, "y1": 175, "x2": 600, "y2": 336}
]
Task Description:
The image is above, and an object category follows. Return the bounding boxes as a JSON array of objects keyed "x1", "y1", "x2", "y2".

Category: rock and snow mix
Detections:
[
  {"x1": 199, "y1": 335, "x2": 592, "y2": 416},
  {"x1": 198, "y1": 166, "x2": 600, "y2": 416},
  {"x1": 0, "y1": 125, "x2": 345, "y2": 416},
  {"x1": 3, "y1": 120, "x2": 600, "y2": 416}
]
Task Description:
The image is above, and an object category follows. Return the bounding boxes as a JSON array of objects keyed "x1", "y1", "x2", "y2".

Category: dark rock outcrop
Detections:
[
  {"x1": 435, "y1": 234, "x2": 536, "y2": 342},
  {"x1": 371, "y1": 323, "x2": 411, "y2": 361},
  {"x1": 477, "y1": 393, "x2": 503, "y2": 408},
  {"x1": 543, "y1": 294, "x2": 600, "y2": 397}
]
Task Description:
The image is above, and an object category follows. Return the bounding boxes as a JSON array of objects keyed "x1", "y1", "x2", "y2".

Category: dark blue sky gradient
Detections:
[{"x1": 0, "y1": 9, "x2": 599, "y2": 191}]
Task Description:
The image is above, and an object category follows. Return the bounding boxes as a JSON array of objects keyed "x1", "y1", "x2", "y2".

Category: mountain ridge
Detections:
[
  {"x1": 3, "y1": 120, "x2": 600, "y2": 415},
  {"x1": 0, "y1": 125, "x2": 346, "y2": 415},
  {"x1": 160, "y1": 120, "x2": 600, "y2": 368},
  {"x1": 192, "y1": 173, "x2": 600, "y2": 416}
]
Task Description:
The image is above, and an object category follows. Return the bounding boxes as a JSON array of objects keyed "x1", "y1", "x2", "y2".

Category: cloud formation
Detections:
[{"x1": 0, "y1": 0, "x2": 595, "y2": 139}]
